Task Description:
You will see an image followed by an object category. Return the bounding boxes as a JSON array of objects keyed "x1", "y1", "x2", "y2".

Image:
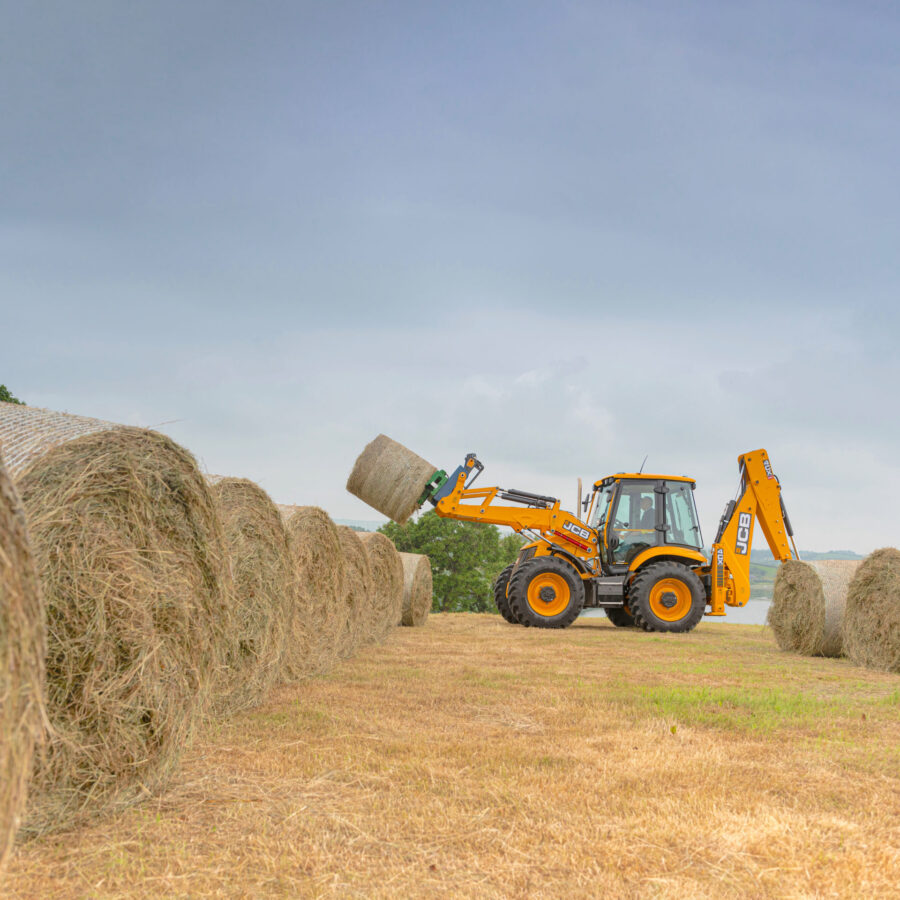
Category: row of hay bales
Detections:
[
  {"x1": 0, "y1": 402, "x2": 432, "y2": 868},
  {"x1": 769, "y1": 556, "x2": 900, "y2": 673}
]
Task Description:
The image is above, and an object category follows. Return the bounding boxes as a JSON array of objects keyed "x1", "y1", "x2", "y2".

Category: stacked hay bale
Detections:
[
  {"x1": 357, "y1": 531, "x2": 404, "y2": 641},
  {"x1": 336, "y1": 526, "x2": 372, "y2": 658},
  {"x1": 0, "y1": 453, "x2": 44, "y2": 868},
  {"x1": 399, "y1": 553, "x2": 432, "y2": 627},
  {"x1": 346, "y1": 434, "x2": 436, "y2": 524},
  {"x1": 280, "y1": 506, "x2": 348, "y2": 679},
  {"x1": 0, "y1": 402, "x2": 235, "y2": 834},
  {"x1": 768, "y1": 559, "x2": 860, "y2": 657},
  {"x1": 207, "y1": 476, "x2": 291, "y2": 711},
  {"x1": 843, "y1": 548, "x2": 900, "y2": 673}
]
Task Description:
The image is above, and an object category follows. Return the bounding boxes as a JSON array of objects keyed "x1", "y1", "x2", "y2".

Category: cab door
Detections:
[{"x1": 606, "y1": 480, "x2": 662, "y2": 569}]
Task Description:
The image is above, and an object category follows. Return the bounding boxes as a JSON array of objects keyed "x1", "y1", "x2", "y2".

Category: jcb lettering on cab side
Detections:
[
  {"x1": 735, "y1": 512, "x2": 752, "y2": 554},
  {"x1": 562, "y1": 520, "x2": 591, "y2": 541}
]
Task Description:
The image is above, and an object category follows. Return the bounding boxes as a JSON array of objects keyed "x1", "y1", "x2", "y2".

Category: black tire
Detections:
[
  {"x1": 508, "y1": 557, "x2": 584, "y2": 629},
  {"x1": 493, "y1": 564, "x2": 518, "y2": 624},
  {"x1": 629, "y1": 562, "x2": 706, "y2": 633},
  {"x1": 604, "y1": 605, "x2": 637, "y2": 628}
]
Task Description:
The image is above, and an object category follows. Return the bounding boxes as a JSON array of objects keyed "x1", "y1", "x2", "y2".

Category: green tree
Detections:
[
  {"x1": 380, "y1": 511, "x2": 522, "y2": 612},
  {"x1": 0, "y1": 385, "x2": 23, "y2": 405}
]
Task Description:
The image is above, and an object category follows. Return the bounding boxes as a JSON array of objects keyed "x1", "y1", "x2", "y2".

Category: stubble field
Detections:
[{"x1": 4, "y1": 614, "x2": 899, "y2": 899}]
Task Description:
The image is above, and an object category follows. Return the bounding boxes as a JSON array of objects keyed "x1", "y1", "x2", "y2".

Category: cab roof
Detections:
[{"x1": 593, "y1": 473, "x2": 696, "y2": 489}]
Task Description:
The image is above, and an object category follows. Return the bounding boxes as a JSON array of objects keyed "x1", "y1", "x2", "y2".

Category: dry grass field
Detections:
[{"x1": 4, "y1": 614, "x2": 899, "y2": 899}]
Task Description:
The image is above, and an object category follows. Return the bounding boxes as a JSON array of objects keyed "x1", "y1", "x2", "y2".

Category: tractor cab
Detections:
[{"x1": 589, "y1": 474, "x2": 703, "y2": 572}]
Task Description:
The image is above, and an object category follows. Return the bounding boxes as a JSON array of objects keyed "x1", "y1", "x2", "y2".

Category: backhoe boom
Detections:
[{"x1": 705, "y1": 449, "x2": 799, "y2": 614}]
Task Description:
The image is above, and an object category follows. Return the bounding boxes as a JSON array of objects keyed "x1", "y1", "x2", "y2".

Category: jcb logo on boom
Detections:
[
  {"x1": 763, "y1": 459, "x2": 775, "y2": 480},
  {"x1": 735, "y1": 512, "x2": 752, "y2": 555},
  {"x1": 563, "y1": 520, "x2": 591, "y2": 541}
]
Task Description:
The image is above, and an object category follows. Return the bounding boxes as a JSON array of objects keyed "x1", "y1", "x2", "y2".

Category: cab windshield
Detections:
[{"x1": 590, "y1": 484, "x2": 614, "y2": 530}]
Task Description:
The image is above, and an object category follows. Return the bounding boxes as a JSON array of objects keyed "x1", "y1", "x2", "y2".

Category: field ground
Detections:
[{"x1": 4, "y1": 615, "x2": 899, "y2": 899}]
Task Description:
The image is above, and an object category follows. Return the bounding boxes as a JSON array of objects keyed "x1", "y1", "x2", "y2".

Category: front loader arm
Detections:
[
  {"x1": 706, "y1": 448, "x2": 799, "y2": 614},
  {"x1": 426, "y1": 454, "x2": 599, "y2": 562}
]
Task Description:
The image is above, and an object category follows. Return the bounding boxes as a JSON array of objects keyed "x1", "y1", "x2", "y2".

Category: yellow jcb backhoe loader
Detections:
[{"x1": 415, "y1": 449, "x2": 799, "y2": 632}]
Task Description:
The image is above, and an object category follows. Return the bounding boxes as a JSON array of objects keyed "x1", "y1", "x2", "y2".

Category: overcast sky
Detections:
[{"x1": 2, "y1": 1, "x2": 898, "y2": 552}]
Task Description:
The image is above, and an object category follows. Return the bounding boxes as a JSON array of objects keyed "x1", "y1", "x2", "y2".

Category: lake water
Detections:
[{"x1": 581, "y1": 599, "x2": 772, "y2": 626}]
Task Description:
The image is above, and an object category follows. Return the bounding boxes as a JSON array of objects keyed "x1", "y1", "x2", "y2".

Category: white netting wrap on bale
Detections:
[
  {"x1": 399, "y1": 553, "x2": 432, "y2": 627},
  {"x1": 767, "y1": 559, "x2": 860, "y2": 658},
  {"x1": 346, "y1": 434, "x2": 436, "y2": 524},
  {"x1": 0, "y1": 402, "x2": 119, "y2": 481}
]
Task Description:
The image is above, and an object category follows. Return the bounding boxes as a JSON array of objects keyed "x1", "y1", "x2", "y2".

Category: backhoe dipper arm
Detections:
[
  {"x1": 427, "y1": 454, "x2": 599, "y2": 563},
  {"x1": 707, "y1": 448, "x2": 799, "y2": 614}
]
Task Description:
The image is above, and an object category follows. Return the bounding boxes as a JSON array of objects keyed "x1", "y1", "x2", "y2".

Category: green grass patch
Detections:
[{"x1": 604, "y1": 682, "x2": 860, "y2": 733}]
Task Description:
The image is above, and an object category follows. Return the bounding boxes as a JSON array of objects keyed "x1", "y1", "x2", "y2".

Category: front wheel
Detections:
[
  {"x1": 493, "y1": 564, "x2": 518, "y2": 624},
  {"x1": 508, "y1": 557, "x2": 584, "y2": 629},
  {"x1": 628, "y1": 562, "x2": 706, "y2": 633}
]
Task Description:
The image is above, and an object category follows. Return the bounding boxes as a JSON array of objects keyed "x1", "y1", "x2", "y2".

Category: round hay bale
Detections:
[
  {"x1": 399, "y1": 553, "x2": 432, "y2": 627},
  {"x1": 283, "y1": 507, "x2": 348, "y2": 679},
  {"x1": 336, "y1": 526, "x2": 371, "y2": 659},
  {"x1": 346, "y1": 434, "x2": 436, "y2": 524},
  {"x1": 0, "y1": 454, "x2": 44, "y2": 867},
  {"x1": 357, "y1": 531, "x2": 404, "y2": 641},
  {"x1": 0, "y1": 403, "x2": 235, "y2": 834},
  {"x1": 768, "y1": 561, "x2": 821, "y2": 654},
  {"x1": 843, "y1": 548, "x2": 900, "y2": 673},
  {"x1": 208, "y1": 477, "x2": 291, "y2": 712},
  {"x1": 767, "y1": 559, "x2": 859, "y2": 657}
]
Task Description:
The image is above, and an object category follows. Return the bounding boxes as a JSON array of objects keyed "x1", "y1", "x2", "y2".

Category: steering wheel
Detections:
[{"x1": 613, "y1": 518, "x2": 628, "y2": 529}]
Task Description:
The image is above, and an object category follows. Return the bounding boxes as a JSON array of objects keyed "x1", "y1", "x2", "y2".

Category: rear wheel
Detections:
[
  {"x1": 493, "y1": 564, "x2": 518, "y2": 624},
  {"x1": 629, "y1": 562, "x2": 706, "y2": 633},
  {"x1": 508, "y1": 557, "x2": 584, "y2": 629},
  {"x1": 604, "y1": 605, "x2": 636, "y2": 628}
]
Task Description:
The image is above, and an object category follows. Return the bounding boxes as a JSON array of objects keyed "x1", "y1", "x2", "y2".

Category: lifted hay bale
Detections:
[
  {"x1": 0, "y1": 454, "x2": 44, "y2": 868},
  {"x1": 283, "y1": 507, "x2": 347, "y2": 679},
  {"x1": 399, "y1": 553, "x2": 432, "y2": 627},
  {"x1": 208, "y1": 477, "x2": 291, "y2": 712},
  {"x1": 346, "y1": 434, "x2": 436, "y2": 524},
  {"x1": 336, "y1": 526, "x2": 371, "y2": 658},
  {"x1": 357, "y1": 531, "x2": 404, "y2": 641},
  {"x1": 843, "y1": 548, "x2": 900, "y2": 673},
  {"x1": 0, "y1": 402, "x2": 234, "y2": 834},
  {"x1": 767, "y1": 559, "x2": 859, "y2": 657}
]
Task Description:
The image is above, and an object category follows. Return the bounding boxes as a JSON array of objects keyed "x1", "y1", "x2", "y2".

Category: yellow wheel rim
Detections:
[
  {"x1": 526, "y1": 572, "x2": 570, "y2": 617},
  {"x1": 648, "y1": 578, "x2": 693, "y2": 622}
]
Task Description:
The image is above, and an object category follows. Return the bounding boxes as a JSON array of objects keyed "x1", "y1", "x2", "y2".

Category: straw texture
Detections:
[
  {"x1": 208, "y1": 477, "x2": 291, "y2": 712},
  {"x1": 399, "y1": 553, "x2": 432, "y2": 627},
  {"x1": 768, "y1": 559, "x2": 859, "y2": 657},
  {"x1": 0, "y1": 454, "x2": 44, "y2": 867},
  {"x1": 843, "y1": 548, "x2": 900, "y2": 673},
  {"x1": 346, "y1": 434, "x2": 436, "y2": 524},
  {"x1": 283, "y1": 507, "x2": 348, "y2": 679},
  {"x1": 336, "y1": 527, "x2": 371, "y2": 659},
  {"x1": 0, "y1": 403, "x2": 234, "y2": 834},
  {"x1": 357, "y1": 532, "x2": 404, "y2": 641}
]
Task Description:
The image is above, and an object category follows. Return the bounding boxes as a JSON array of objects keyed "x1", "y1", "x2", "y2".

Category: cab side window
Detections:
[
  {"x1": 664, "y1": 482, "x2": 703, "y2": 548},
  {"x1": 610, "y1": 487, "x2": 657, "y2": 564}
]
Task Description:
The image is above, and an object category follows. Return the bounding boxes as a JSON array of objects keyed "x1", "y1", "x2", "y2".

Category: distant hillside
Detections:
[{"x1": 750, "y1": 549, "x2": 862, "y2": 562}]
